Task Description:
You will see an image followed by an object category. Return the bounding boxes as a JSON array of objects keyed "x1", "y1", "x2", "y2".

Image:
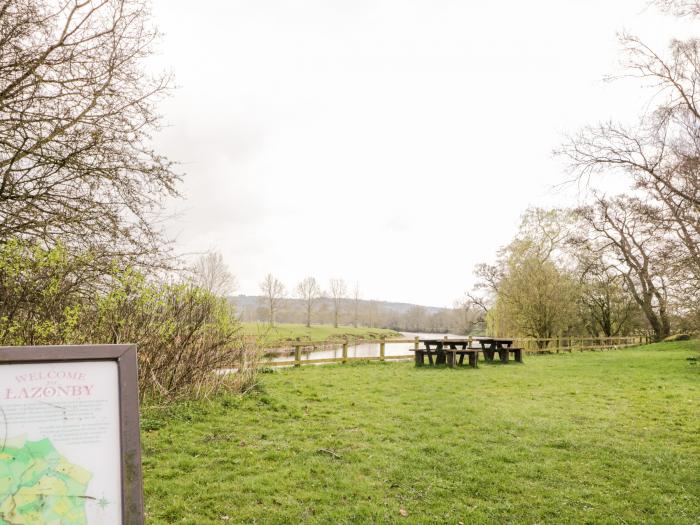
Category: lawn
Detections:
[
  {"x1": 241, "y1": 322, "x2": 401, "y2": 345},
  {"x1": 141, "y1": 341, "x2": 700, "y2": 524}
]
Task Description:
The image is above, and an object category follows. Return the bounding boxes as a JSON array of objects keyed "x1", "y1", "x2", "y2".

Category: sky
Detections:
[{"x1": 149, "y1": 0, "x2": 694, "y2": 307}]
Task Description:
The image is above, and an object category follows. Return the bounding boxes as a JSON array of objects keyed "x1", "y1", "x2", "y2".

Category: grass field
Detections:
[
  {"x1": 142, "y1": 341, "x2": 699, "y2": 524},
  {"x1": 241, "y1": 322, "x2": 402, "y2": 345}
]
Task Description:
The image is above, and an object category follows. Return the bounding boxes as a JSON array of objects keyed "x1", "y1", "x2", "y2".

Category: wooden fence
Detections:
[
  {"x1": 512, "y1": 335, "x2": 650, "y2": 353},
  {"x1": 259, "y1": 335, "x2": 651, "y2": 368}
]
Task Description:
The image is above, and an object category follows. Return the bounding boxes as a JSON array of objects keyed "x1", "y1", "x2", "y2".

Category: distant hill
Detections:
[
  {"x1": 230, "y1": 295, "x2": 448, "y2": 316},
  {"x1": 228, "y1": 295, "x2": 479, "y2": 334}
]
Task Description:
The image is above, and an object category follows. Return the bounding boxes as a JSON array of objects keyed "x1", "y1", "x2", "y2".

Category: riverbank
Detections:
[
  {"x1": 142, "y1": 341, "x2": 699, "y2": 523},
  {"x1": 241, "y1": 322, "x2": 402, "y2": 346}
]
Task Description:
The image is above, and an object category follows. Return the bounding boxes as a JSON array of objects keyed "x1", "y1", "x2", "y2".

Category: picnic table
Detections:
[
  {"x1": 412, "y1": 337, "x2": 522, "y2": 368},
  {"x1": 415, "y1": 339, "x2": 479, "y2": 367},
  {"x1": 475, "y1": 337, "x2": 521, "y2": 363}
]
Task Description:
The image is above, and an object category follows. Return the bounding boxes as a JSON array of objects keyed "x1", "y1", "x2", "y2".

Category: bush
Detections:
[
  {"x1": 83, "y1": 270, "x2": 259, "y2": 399},
  {"x1": 0, "y1": 239, "x2": 258, "y2": 400},
  {"x1": 0, "y1": 239, "x2": 89, "y2": 346}
]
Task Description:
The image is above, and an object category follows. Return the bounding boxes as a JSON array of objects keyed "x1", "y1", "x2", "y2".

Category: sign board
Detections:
[{"x1": 0, "y1": 345, "x2": 144, "y2": 524}]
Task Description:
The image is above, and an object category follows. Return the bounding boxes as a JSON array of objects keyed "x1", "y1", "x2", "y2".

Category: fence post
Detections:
[
  {"x1": 342, "y1": 340, "x2": 348, "y2": 364},
  {"x1": 380, "y1": 337, "x2": 385, "y2": 361},
  {"x1": 414, "y1": 336, "x2": 419, "y2": 350},
  {"x1": 294, "y1": 345, "x2": 301, "y2": 367}
]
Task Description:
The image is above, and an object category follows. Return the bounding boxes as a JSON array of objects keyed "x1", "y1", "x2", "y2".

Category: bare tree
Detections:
[
  {"x1": 569, "y1": 248, "x2": 639, "y2": 337},
  {"x1": 0, "y1": 0, "x2": 178, "y2": 262},
  {"x1": 352, "y1": 282, "x2": 361, "y2": 328},
  {"x1": 404, "y1": 305, "x2": 428, "y2": 332},
  {"x1": 259, "y1": 274, "x2": 286, "y2": 326},
  {"x1": 452, "y1": 300, "x2": 484, "y2": 335},
  {"x1": 191, "y1": 252, "x2": 236, "y2": 297},
  {"x1": 559, "y1": 6, "x2": 700, "y2": 288},
  {"x1": 296, "y1": 276, "x2": 321, "y2": 328},
  {"x1": 576, "y1": 197, "x2": 672, "y2": 341},
  {"x1": 328, "y1": 278, "x2": 347, "y2": 328},
  {"x1": 654, "y1": 0, "x2": 700, "y2": 17},
  {"x1": 367, "y1": 300, "x2": 378, "y2": 328}
]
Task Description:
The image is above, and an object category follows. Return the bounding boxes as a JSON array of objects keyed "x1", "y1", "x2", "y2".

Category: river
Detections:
[{"x1": 268, "y1": 332, "x2": 463, "y2": 364}]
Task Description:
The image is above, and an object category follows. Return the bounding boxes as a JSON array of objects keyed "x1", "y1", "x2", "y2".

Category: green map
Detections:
[{"x1": 0, "y1": 437, "x2": 92, "y2": 524}]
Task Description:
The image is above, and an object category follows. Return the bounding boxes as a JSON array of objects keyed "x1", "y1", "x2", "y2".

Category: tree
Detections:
[
  {"x1": 404, "y1": 305, "x2": 428, "y2": 332},
  {"x1": 492, "y1": 255, "x2": 580, "y2": 342},
  {"x1": 454, "y1": 299, "x2": 486, "y2": 335},
  {"x1": 296, "y1": 276, "x2": 320, "y2": 327},
  {"x1": 352, "y1": 282, "x2": 361, "y2": 328},
  {"x1": 559, "y1": 2, "x2": 700, "y2": 298},
  {"x1": 191, "y1": 252, "x2": 236, "y2": 297},
  {"x1": 0, "y1": 0, "x2": 177, "y2": 261},
  {"x1": 472, "y1": 208, "x2": 581, "y2": 343},
  {"x1": 259, "y1": 274, "x2": 285, "y2": 326},
  {"x1": 366, "y1": 300, "x2": 378, "y2": 328},
  {"x1": 655, "y1": 0, "x2": 700, "y2": 17},
  {"x1": 571, "y1": 250, "x2": 639, "y2": 337},
  {"x1": 328, "y1": 278, "x2": 347, "y2": 328},
  {"x1": 576, "y1": 197, "x2": 673, "y2": 341}
]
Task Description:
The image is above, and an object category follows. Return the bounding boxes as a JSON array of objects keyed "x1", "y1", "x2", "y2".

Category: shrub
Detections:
[
  {"x1": 0, "y1": 239, "x2": 258, "y2": 400},
  {"x1": 0, "y1": 239, "x2": 89, "y2": 346},
  {"x1": 83, "y1": 270, "x2": 259, "y2": 399}
]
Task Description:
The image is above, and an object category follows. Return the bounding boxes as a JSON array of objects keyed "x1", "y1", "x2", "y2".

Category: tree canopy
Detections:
[{"x1": 0, "y1": 0, "x2": 178, "y2": 262}]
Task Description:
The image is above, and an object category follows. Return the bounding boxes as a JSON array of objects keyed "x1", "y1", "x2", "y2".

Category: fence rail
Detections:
[
  {"x1": 512, "y1": 335, "x2": 650, "y2": 353},
  {"x1": 259, "y1": 335, "x2": 651, "y2": 368}
]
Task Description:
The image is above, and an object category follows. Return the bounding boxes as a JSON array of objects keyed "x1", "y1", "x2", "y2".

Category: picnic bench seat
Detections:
[
  {"x1": 482, "y1": 346, "x2": 523, "y2": 363},
  {"x1": 507, "y1": 347, "x2": 523, "y2": 363}
]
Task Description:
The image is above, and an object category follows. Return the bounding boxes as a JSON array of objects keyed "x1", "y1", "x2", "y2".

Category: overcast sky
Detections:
[{"x1": 149, "y1": 0, "x2": 692, "y2": 307}]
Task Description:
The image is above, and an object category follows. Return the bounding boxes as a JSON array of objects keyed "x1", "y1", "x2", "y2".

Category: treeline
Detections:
[
  {"x1": 469, "y1": 208, "x2": 661, "y2": 341},
  {"x1": 236, "y1": 291, "x2": 483, "y2": 335},
  {"x1": 471, "y1": 205, "x2": 697, "y2": 341},
  {"x1": 0, "y1": 1, "x2": 250, "y2": 400},
  {"x1": 470, "y1": 1, "x2": 699, "y2": 342}
]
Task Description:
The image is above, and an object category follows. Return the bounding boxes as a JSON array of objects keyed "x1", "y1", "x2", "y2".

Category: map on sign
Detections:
[
  {"x1": 0, "y1": 437, "x2": 92, "y2": 524},
  {"x1": 0, "y1": 361, "x2": 122, "y2": 524}
]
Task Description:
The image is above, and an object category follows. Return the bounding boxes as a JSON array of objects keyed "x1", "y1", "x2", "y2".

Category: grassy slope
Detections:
[
  {"x1": 142, "y1": 341, "x2": 700, "y2": 524},
  {"x1": 242, "y1": 322, "x2": 402, "y2": 345}
]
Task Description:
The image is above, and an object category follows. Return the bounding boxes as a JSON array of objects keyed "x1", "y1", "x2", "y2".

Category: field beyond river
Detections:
[
  {"x1": 141, "y1": 341, "x2": 700, "y2": 524},
  {"x1": 241, "y1": 322, "x2": 402, "y2": 346}
]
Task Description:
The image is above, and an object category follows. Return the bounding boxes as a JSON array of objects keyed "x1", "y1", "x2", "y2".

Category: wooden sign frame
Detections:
[{"x1": 0, "y1": 344, "x2": 144, "y2": 525}]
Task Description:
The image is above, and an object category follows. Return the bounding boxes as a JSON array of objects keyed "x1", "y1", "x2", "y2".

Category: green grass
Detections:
[
  {"x1": 241, "y1": 322, "x2": 402, "y2": 345},
  {"x1": 142, "y1": 341, "x2": 700, "y2": 524}
]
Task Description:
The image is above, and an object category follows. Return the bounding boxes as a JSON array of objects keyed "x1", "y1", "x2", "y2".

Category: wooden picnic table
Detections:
[
  {"x1": 417, "y1": 339, "x2": 476, "y2": 367},
  {"x1": 414, "y1": 337, "x2": 522, "y2": 367},
  {"x1": 474, "y1": 337, "x2": 517, "y2": 363}
]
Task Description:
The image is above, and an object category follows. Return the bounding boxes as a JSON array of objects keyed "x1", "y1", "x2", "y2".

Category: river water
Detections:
[{"x1": 268, "y1": 332, "x2": 463, "y2": 364}]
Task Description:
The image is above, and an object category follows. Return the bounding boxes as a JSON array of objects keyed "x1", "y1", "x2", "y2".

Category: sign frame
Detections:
[{"x1": 0, "y1": 344, "x2": 144, "y2": 525}]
